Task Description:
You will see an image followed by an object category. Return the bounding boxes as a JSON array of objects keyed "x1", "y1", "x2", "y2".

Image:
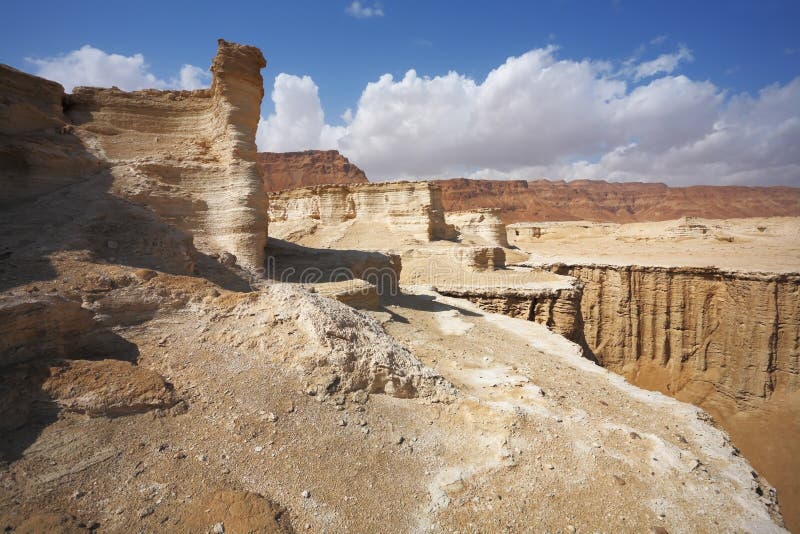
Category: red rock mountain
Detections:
[
  {"x1": 258, "y1": 150, "x2": 368, "y2": 192},
  {"x1": 257, "y1": 152, "x2": 799, "y2": 223},
  {"x1": 436, "y1": 178, "x2": 800, "y2": 223}
]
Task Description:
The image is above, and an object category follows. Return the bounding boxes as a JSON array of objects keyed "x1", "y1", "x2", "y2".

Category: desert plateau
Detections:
[{"x1": 2, "y1": 3, "x2": 800, "y2": 533}]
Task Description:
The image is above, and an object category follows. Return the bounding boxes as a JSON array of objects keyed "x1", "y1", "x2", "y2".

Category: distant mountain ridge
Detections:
[
  {"x1": 436, "y1": 178, "x2": 800, "y2": 223},
  {"x1": 257, "y1": 152, "x2": 799, "y2": 223}
]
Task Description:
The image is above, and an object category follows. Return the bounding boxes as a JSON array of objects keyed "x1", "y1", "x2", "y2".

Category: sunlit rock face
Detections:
[
  {"x1": 61, "y1": 39, "x2": 268, "y2": 271},
  {"x1": 447, "y1": 208, "x2": 510, "y2": 247},
  {"x1": 258, "y1": 150, "x2": 368, "y2": 192},
  {"x1": 269, "y1": 181, "x2": 457, "y2": 242}
]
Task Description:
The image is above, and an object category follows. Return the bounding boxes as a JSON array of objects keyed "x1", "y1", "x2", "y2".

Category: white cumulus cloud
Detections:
[
  {"x1": 256, "y1": 74, "x2": 344, "y2": 152},
  {"x1": 175, "y1": 64, "x2": 211, "y2": 90},
  {"x1": 255, "y1": 45, "x2": 800, "y2": 186},
  {"x1": 345, "y1": 1, "x2": 384, "y2": 18},
  {"x1": 634, "y1": 44, "x2": 694, "y2": 80},
  {"x1": 26, "y1": 45, "x2": 209, "y2": 92}
]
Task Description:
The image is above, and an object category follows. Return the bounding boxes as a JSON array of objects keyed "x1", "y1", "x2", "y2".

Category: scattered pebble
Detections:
[
  {"x1": 301, "y1": 490, "x2": 311, "y2": 498},
  {"x1": 254, "y1": 446, "x2": 263, "y2": 452},
  {"x1": 545, "y1": 463, "x2": 555, "y2": 470},
  {"x1": 211, "y1": 522, "x2": 225, "y2": 533}
]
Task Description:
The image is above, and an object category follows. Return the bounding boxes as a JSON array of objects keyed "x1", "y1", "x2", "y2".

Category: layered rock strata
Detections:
[
  {"x1": 530, "y1": 263, "x2": 800, "y2": 408},
  {"x1": 268, "y1": 182, "x2": 456, "y2": 242},
  {"x1": 259, "y1": 150, "x2": 368, "y2": 191},
  {"x1": 447, "y1": 208, "x2": 509, "y2": 247},
  {"x1": 0, "y1": 296, "x2": 95, "y2": 367},
  {"x1": 62, "y1": 39, "x2": 268, "y2": 271},
  {"x1": 0, "y1": 65, "x2": 99, "y2": 205},
  {"x1": 436, "y1": 283, "x2": 582, "y2": 340}
]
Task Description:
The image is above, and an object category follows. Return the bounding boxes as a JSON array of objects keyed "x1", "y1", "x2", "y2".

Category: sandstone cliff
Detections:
[
  {"x1": 259, "y1": 150, "x2": 368, "y2": 192},
  {"x1": 530, "y1": 264, "x2": 800, "y2": 407},
  {"x1": 0, "y1": 65, "x2": 99, "y2": 205},
  {"x1": 63, "y1": 39, "x2": 268, "y2": 271},
  {"x1": 447, "y1": 208, "x2": 509, "y2": 247},
  {"x1": 437, "y1": 178, "x2": 800, "y2": 224},
  {"x1": 269, "y1": 181, "x2": 456, "y2": 244}
]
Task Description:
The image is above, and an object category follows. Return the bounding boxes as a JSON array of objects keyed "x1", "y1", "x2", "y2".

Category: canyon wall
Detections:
[
  {"x1": 63, "y1": 39, "x2": 268, "y2": 271},
  {"x1": 259, "y1": 150, "x2": 368, "y2": 192},
  {"x1": 447, "y1": 208, "x2": 509, "y2": 247},
  {"x1": 269, "y1": 182, "x2": 456, "y2": 242},
  {"x1": 533, "y1": 264, "x2": 800, "y2": 408},
  {"x1": 437, "y1": 178, "x2": 800, "y2": 224}
]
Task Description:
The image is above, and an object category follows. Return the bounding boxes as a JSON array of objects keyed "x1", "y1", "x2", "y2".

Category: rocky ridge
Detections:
[{"x1": 438, "y1": 177, "x2": 800, "y2": 224}]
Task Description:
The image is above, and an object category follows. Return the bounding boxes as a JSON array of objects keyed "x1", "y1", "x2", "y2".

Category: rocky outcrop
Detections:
[
  {"x1": 0, "y1": 65, "x2": 100, "y2": 206},
  {"x1": 453, "y1": 246, "x2": 506, "y2": 271},
  {"x1": 437, "y1": 283, "x2": 583, "y2": 341},
  {"x1": 437, "y1": 178, "x2": 800, "y2": 224},
  {"x1": 447, "y1": 208, "x2": 509, "y2": 247},
  {"x1": 235, "y1": 284, "x2": 454, "y2": 400},
  {"x1": 269, "y1": 181, "x2": 457, "y2": 242},
  {"x1": 259, "y1": 150, "x2": 368, "y2": 191},
  {"x1": 313, "y1": 279, "x2": 380, "y2": 310},
  {"x1": 0, "y1": 296, "x2": 95, "y2": 367},
  {"x1": 266, "y1": 238, "x2": 401, "y2": 297},
  {"x1": 40, "y1": 359, "x2": 176, "y2": 417},
  {"x1": 63, "y1": 39, "x2": 268, "y2": 271}
]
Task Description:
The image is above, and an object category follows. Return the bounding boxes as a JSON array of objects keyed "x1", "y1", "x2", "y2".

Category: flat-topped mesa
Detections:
[
  {"x1": 258, "y1": 150, "x2": 369, "y2": 191},
  {"x1": 447, "y1": 208, "x2": 509, "y2": 247},
  {"x1": 269, "y1": 181, "x2": 457, "y2": 242},
  {"x1": 64, "y1": 39, "x2": 268, "y2": 271}
]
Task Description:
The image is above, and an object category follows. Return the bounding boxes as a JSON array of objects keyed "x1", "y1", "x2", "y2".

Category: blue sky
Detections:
[
  {"x1": 4, "y1": 0, "x2": 798, "y2": 122},
  {"x1": 3, "y1": 0, "x2": 800, "y2": 184}
]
